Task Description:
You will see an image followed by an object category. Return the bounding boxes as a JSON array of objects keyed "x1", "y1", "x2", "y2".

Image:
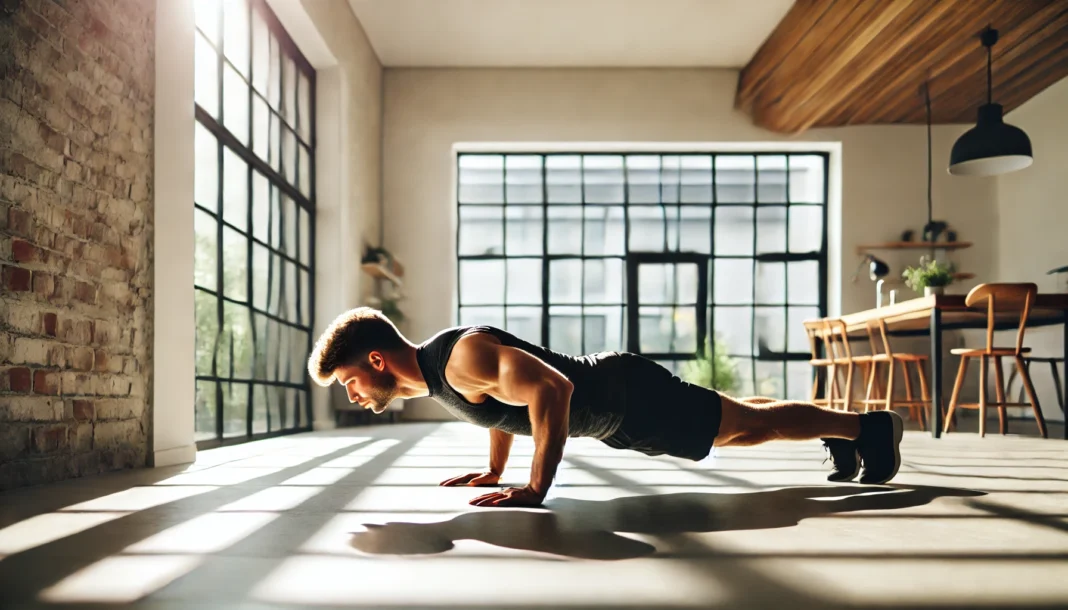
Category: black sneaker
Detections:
[
  {"x1": 822, "y1": 438, "x2": 860, "y2": 482},
  {"x1": 857, "y1": 411, "x2": 904, "y2": 485}
]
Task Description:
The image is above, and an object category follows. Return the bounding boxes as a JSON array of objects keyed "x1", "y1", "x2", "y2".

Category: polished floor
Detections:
[{"x1": 1, "y1": 420, "x2": 1067, "y2": 610}]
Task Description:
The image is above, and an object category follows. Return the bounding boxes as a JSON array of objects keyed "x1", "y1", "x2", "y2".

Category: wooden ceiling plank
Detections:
[{"x1": 736, "y1": 0, "x2": 838, "y2": 112}]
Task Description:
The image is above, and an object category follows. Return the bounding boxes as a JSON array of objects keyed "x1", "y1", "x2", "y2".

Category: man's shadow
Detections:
[{"x1": 349, "y1": 485, "x2": 985, "y2": 560}]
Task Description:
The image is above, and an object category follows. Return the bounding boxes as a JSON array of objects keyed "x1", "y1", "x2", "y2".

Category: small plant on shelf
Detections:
[
  {"x1": 681, "y1": 337, "x2": 740, "y2": 394},
  {"x1": 902, "y1": 258, "x2": 955, "y2": 295}
]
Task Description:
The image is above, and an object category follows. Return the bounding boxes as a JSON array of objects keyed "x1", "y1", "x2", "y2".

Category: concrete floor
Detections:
[{"x1": 1, "y1": 421, "x2": 1067, "y2": 610}]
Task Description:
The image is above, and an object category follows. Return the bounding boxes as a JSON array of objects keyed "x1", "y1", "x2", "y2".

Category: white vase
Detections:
[{"x1": 924, "y1": 286, "x2": 944, "y2": 297}]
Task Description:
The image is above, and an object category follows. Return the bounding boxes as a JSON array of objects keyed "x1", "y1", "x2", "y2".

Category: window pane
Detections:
[
  {"x1": 283, "y1": 128, "x2": 296, "y2": 185},
  {"x1": 755, "y1": 360, "x2": 784, "y2": 397},
  {"x1": 757, "y1": 156, "x2": 787, "y2": 203},
  {"x1": 583, "y1": 313, "x2": 609, "y2": 353},
  {"x1": 251, "y1": 8, "x2": 269, "y2": 94},
  {"x1": 223, "y1": 0, "x2": 249, "y2": 77},
  {"x1": 270, "y1": 186, "x2": 281, "y2": 249},
  {"x1": 222, "y1": 148, "x2": 248, "y2": 231},
  {"x1": 506, "y1": 259, "x2": 541, "y2": 304},
  {"x1": 194, "y1": 0, "x2": 219, "y2": 43},
  {"x1": 659, "y1": 156, "x2": 680, "y2": 204},
  {"x1": 253, "y1": 385, "x2": 268, "y2": 434},
  {"x1": 268, "y1": 35, "x2": 281, "y2": 109},
  {"x1": 284, "y1": 262, "x2": 298, "y2": 321},
  {"x1": 714, "y1": 306, "x2": 753, "y2": 357},
  {"x1": 664, "y1": 206, "x2": 681, "y2": 251},
  {"x1": 716, "y1": 156, "x2": 755, "y2": 204},
  {"x1": 252, "y1": 171, "x2": 269, "y2": 243},
  {"x1": 460, "y1": 306, "x2": 504, "y2": 329},
  {"x1": 299, "y1": 145, "x2": 310, "y2": 197},
  {"x1": 672, "y1": 306, "x2": 698, "y2": 353},
  {"x1": 253, "y1": 313, "x2": 268, "y2": 380},
  {"x1": 267, "y1": 320, "x2": 281, "y2": 380},
  {"x1": 756, "y1": 262, "x2": 785, "y2": 304},
  {"x1": 195, "y1": 290, "x2": 217, "y2": 375},
  {"x1": 299, "y1": 207, "x2": 310, "y2": 264},
  {"x1": 506, "y1": 307, "x2": 541, "y2": 345},
  {"x1": 222, "y1": 226, "x2": 247, "y2": 301},
  {"x1": 786, "y1": 361, "x2": 812, "y2": 401},
  {"x1": 549, "y1": 259, "x2": 582, "y2": 304},
  {"x1": 194, "y1": 32, "x2": 218, "y2": 118},
  {"x1": 300, "y1": 270, "x2": 310, "y2": 324},
  {"x1": 505, "y1": 155, "x2": 542, "y2": 203},
  {"x1": 585, "y1": 259, "x2": 623, "y2": 304},
  {"x1": 715, "y1": 206, "x2": 753, "y2": 256},
  {"x1": 505, "y1": 206, "x2": 543, "y2": 256},
  {"x1": 252, "y1": 95, "x2": 269, "y2": 160},
  {"x1": 788, "y1": 306, "x2": 822, "y2": 353},
  {"x1": 789, "y1": 206, "x2": 823, "y2": 253},
  {"x1": 222, "y1": 382, "x2": 247, "y2": 437},
  {"x1": 223, "y1": 64, "x2": 249, "y2": 146},
  {"x1": 755, "y1": 306, "x2": 785, "y2": 353},
  {"x1": 226, "y1": 301, "x2": 253, "y2": 378},
  {"x1": 584, "y1": 155, "x2": 624, "y2": 204},
  {"x1": 268, "y1": 254, "x2": 282, "y2": 315},
  {"x1": 194, "y1": 122, "x2": 218, "y2": 210},
  {"x1": 283, "y1": 195, "x2": 298, "y2": 259},
  {"x1": 756, "y1": 206, "x2": 786, "y2": 254},
  {"x1": 283, "y1": 56, "x2": 297, "y2": 126},
  {"x1": 628, "y1": 205, "x2": 665, "y2": 251},
  {"x1": 269, "y1": 114, "x2": 281, "y2": 171},
  {"x1": 714, "y1": 259, "x2": 753, "y2": 305},
  {"x1": 547, "y1": 206, "x2": 581, "y2": 255},
  {"x1": 547, "y1": 155, "x2": 581, "y2": 203},
  {"x1": 549, "y1": 307, "x2": 582, "y2": 355},
  {"x1": 459, "y1": 155, "x2": 503, "y2": 204},
  {"x1": 788, "y1": 261, "x2": 820, "y2": 305},
  {"x1": 194, "y1": 209, "x2": 217, "y2": 289},
  {"x1": 460, "y1": 260, "x2": 504, "y2": 304},
  {"x1": 298, "y1": 72, "x2": 311, "y2": 142},
  {"x1": 459, "y1": 206, "x2": 503, "y2": 256},
  {"x1": 291, "y1": 327, "x2": 308, "y2": 383},
  {"x1": 639, "y1": 307, "x2": 672, "y2": 353},
  {"x1": 195, "y1": 381, "x2": 217, "y2": 441},
  {"x1": 584, "y1": 306, "x2": 623, "y2": 352},
  {"x1": 626, "y1": 155, "x2": 659, "y2": 204},
  {"x1": 678, "y1": 206, "x2": 711, "y2": 254},
  {"x1": 252, "y1": 242, "x2": 269, "y2": 311},
  {"x1": 583, "y1": 206, "x2": 624, "y2": 256},
  {"x1": 680, "y1": 155, "x2": 713, "y2": 203},
  {"x1": 789, "y1": 155, "x2": 825, "y2": 203}
]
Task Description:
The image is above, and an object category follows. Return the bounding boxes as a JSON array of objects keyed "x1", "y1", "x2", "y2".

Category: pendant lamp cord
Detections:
[
  {"x1": 987, "y1": 36, "x2": 993, "y2": 104},
  {"x1": 925, "y1": 81, "x2": 932, "y2": 227}
]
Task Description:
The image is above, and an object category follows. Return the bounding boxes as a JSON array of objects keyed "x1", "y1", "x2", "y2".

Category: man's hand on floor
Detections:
[
  {"x1": 439, "y1": 471, "x2": 501, "y2": 487},
  {"x1": 468, "y1": 485, "x2": 545, "y2": 507}
]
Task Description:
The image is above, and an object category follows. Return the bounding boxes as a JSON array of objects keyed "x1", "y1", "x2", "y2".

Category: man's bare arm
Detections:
[
  {"x1": 447, "y1": 335, "x2": 573, "y2": 498},
  {"x1": 488, "y1": 427, "x2": 514, "y2": 476}
]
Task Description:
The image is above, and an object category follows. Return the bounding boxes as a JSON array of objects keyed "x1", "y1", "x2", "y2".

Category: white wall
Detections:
[
  {"x1": 382, "y1": 68, "x2": 997, "y2": 420},
  {"x1": 995, "y1": 76, "x2": 1068, "y2": 423},
  {"x1": 299, "y1": 0, "x2": 383, "y2": 427}
]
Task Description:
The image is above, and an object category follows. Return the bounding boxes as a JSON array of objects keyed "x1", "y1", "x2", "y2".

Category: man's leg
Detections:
[{"x1": 715, "y1": 394, "x2": 902, "y2": 485}]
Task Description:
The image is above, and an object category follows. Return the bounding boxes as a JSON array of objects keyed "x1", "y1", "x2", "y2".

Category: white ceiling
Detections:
[{"x1": 346, "y1": 0, "x2": 795, "y2": 68}]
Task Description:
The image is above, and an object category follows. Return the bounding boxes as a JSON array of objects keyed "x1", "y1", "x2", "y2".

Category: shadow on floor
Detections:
[{"x1": 350, "y1": 484, "x2": 985, "y2": 560}]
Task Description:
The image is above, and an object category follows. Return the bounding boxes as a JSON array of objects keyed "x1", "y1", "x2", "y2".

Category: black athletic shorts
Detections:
[{"x1": 599, "y1": 353, "x2": 722, "y2": 461}]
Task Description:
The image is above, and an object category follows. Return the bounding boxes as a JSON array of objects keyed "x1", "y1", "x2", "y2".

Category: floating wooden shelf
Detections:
[
  {"x1": 856, "y1": 242, "x2": 972, "y2": 254},
  {"x1": 881, "y1": 272, "x2": 976, "y2": 286},
  {"x1": 361, "y1": 262, "x2": 403, "y2": 286}
]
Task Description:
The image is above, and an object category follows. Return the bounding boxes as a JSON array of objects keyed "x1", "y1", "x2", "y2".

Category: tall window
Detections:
[
  {"x1": 193, "y1": 0, "x2": 316, "y2": 446},
  {"x1": 456, "y1": 153, "x2": 828, "y2": 400}
]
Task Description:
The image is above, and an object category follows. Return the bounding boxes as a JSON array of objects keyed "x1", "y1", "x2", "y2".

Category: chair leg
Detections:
[
  {"x1": 1050, "y1": 361, "x2": 1065, "y2": 414},
  {"x1": 916, "y1": 359, "x2": 930, "y2": 431},
  {"x1": 979, "y1": 355, "x2": 988, "y2": 438},
  {"x1": 901, "y1": 359, "x2": 915, "y2": 421},
  {"x1": 844, "y1": 361, "x2": 854, "y2": 412},
  {"x1": 993, "y1": 356, "x2": 1007, "y2": 435},
  {"x1": 1016, "y1": 356, "x2": 1048, "y2": 439},
  {"x1": 884, "y1": 359, "x2": 896, "y2": 412},
  {"x1": 864, "y1": 361, "x2": 877, "y2": 413},
  {"x1": 945, "y1": 356, "x2": 969, "y2": 435}
]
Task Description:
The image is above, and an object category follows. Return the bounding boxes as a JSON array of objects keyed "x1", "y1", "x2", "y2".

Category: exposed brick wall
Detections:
[{"x1": 0, "y1": 0, "x2": 154, "y2": 490}]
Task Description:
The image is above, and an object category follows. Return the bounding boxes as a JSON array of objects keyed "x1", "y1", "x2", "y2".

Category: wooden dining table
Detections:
[{"x1": 805, "y1": 293, "x2": 1068, "y2": 439}]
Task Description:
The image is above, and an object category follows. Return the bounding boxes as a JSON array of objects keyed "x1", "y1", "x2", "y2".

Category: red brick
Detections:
[
  {"x1": 33, "y1": 271, "x2": 54, "y2": 297},
  {"x1": 12, "y1": 239, "x2": 37, "y2": 262},
  {"x1": 93, "y1": 349, "x2": 108, "y2": 372},
  {"x1": 3, "y1": 265, "x2": 32, "y2": 291},
  {"x1": 71, "y1": 347, "x2": 94, "y2": 371},
  {"x1": 33, "y1": 370, "x2": 60, "y2": 395},
  {"x1": 43, "y1": 312, "x2": 57, "y2": 336},
  {"x1": 8, "y1": 207, "x2": 32, "y2": 235},
  {"x1": 72, "y1": 400, "x2": 94, "y2": 422},
  {"x1": 7, "y1": 367, "x2": 32, "y2": 393},
  {"x1": 74, "y1": 281, "x2": 95, "y2": 303},
  {"x1": 32, "y1": 424, "x2": 68, "y2": 453}
]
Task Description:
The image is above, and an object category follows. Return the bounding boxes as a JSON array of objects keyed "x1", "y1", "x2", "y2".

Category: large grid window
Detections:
[
  {"x1": 456, "y1": 153, "x2": 828, "y2": 400},
  {"x1": 193, "y1": 0, "x2": 315, "y2": 446}
]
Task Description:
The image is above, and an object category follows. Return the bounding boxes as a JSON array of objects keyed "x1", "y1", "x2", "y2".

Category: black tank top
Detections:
[{"x1": 415, "y1": 325, "x2": 627, "y2": 439}]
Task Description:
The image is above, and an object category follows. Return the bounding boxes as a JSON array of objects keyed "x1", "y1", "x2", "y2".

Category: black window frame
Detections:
[
  {"x1": 455, "y1": 151, "x2": 829, "y2": 399},
  {"x1": 193, "y1": 0, "x2": 316, "y2": 449}
]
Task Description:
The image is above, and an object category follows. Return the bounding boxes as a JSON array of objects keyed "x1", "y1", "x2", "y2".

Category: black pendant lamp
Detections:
[{"x1": 948, "y1": 28, "x2": 1032, "y2": 176}]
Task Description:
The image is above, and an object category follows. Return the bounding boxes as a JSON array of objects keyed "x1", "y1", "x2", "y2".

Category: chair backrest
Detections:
[
  {"x1": 964, "y1": 283, "x2": 1038, "y2": 354},
  {"x1": 865, "y1": 318, "x2": 893, "y2": 358},
  {"x1": 822, "y1": 319, "x2": 853, "y2": 361}
]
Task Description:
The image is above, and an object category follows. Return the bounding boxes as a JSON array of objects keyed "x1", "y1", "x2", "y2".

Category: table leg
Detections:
[
  {"x1": 1063, "y1": 312, "x2": 1067, "y2": 440},
  {"x1": 931, "y1": 308, "x2": 943, "y2": 439}
]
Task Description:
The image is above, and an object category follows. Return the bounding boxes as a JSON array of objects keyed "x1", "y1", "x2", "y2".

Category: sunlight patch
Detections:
[
  {"x1": 124, "y1": 512, "x2": 278, "y2": 553},
  {"x1": 39, "y1": 555, "x2": 202, "y2": 603},
  {"x1": 60, "y1": 486, "x2": 218, "y2": 511},
  {"x1": 0, "y1": 512, "x2": 129, "y2": 555}
]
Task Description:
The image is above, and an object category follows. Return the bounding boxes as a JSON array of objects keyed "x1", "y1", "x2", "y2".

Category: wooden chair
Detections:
[
  {"x1": 821, "y1": 319, "x2": 875, "y2": 412},
  {"x1": 805, "y1": 323, "x2": 835, "y2": 407},
  {"x1": 858, "y1": 319, "x2": 931, "y2": 427},
  {"x1": 1007, "y1": 356, "x2": 1065, "y2": 419},
  {"x1": 944, "y1": 283, "x2": 1048, "y2": 438}
]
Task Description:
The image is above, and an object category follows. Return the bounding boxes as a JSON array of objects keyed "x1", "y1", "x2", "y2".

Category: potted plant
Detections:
[
  {"x1": 902, "y1": 258, "x2": 955, "y2": 296},
  {"x1": 681, "y1": 337, "x2": 740, "y2": 393}
]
